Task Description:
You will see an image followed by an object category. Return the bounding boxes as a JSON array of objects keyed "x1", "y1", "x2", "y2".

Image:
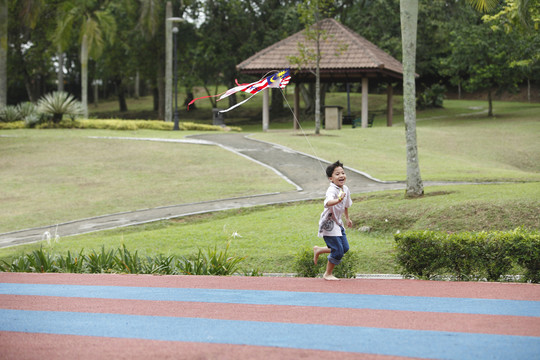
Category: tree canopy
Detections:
[{"x1": 3, "y1": 0, "x2": 538, "y2": 114}]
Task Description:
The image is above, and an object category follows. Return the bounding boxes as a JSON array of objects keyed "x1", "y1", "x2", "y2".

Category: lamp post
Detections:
[
  {"x1": 166, "y1": 17, "x2": 183, "y2": 130},
  {"x1": 172, "y1": 26, "x2": 179, "y2": 130}
]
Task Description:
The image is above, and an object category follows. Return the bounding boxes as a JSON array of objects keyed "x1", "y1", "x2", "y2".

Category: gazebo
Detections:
[{"x1": 237, "y1": 18, "x2": 404, "y2": 129}]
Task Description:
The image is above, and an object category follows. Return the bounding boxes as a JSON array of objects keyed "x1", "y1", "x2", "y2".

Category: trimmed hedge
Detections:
[
  {"x1": 395, "y1": 228, "x2": 540, "y2": 282},
  {"x1": 0, "y1": 119, "x2": 242, "y2": 132}
]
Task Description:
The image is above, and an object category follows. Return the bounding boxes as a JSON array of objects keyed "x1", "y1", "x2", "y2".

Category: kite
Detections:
[{"x1": 188, "y1": 69, "x2": 291, "y2": 113}]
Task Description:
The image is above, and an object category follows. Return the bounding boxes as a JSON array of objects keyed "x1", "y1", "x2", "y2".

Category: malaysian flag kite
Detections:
[{"x1": 188, "y1": 69, "x2": 291, "y2": 113}]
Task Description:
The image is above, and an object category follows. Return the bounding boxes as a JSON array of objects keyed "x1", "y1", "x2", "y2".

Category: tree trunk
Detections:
[
  {"x1": 115, "y1": 77, "x2": 128, "y2": 112},
  {"x1": 157, "y1": 66, "x2": 165, "y2": 120},
  {"x1": 0, "y1": 0, "x2": 6, "y2": 107},
  {"x1": 134, "y1": 71, "x2": 140, "y2": 99},
  {"x1": 57, "y1": 49, "x2": 64, "y2": 93},
  {"x1": 487, "y1": 88, "x2": 493, "y2": 117},
  {"x1": 314, "y1": 22, "x2": 321, "y2": 135},
  {"x1": 400, "y1": 0, "x2": 424, "y2": 197},
  {"x1": 81, "y1": 35, "x2": 89, "y2": 119}
]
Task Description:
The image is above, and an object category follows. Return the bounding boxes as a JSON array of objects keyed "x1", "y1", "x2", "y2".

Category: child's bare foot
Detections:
[
  {"x1": 313, "y1": 246, "x2": 321, "y2": 264},
  {"x1": 323, "y1": 273, "x2": 339, "y2": 281}
]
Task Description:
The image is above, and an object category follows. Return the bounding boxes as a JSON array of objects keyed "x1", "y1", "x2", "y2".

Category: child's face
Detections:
[{"x1": 329, "y1": 166, "x2": 347, "y2": 187}]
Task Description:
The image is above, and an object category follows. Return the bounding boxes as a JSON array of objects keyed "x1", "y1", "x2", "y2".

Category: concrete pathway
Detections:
[{"x1": 0, "y1": 133, "x2": 452, "y2": 248}]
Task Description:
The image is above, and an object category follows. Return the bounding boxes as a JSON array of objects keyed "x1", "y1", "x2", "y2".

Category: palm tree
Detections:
[
  {"x1": 399, "y1": 0, "x2": 501, "y2": 198},
  {"x1": 53, "y1": 0, "x2": 116, "y2": 119}
]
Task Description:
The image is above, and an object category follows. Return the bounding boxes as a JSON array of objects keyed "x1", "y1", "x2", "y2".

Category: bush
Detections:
[
  {"x1": 37, "y1": 91, "x2": 84, "y2": 123},
  {"x1": 294, "y1": 248, "x2": 360, "y2": 278},
  {"x1": 0, "y1": 106, "x2": 21, "y2": 122},
  {"x1": 417, "y1": 84, "x2": 445, "y2": 109},
  {"x1": 177, "y1": 242, "x2": 245, "y2": 276},
  {"x1": 0, "y1": 121, "x2": 25, "y2": 129},
  {"x1": 395, "y1": 228, "x2": 539, "y2": 282}
]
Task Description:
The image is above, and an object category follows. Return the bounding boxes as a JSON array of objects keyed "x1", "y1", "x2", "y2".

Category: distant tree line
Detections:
[{"x1": 2, "y1": 0, "x2": 538, "y2": 116}]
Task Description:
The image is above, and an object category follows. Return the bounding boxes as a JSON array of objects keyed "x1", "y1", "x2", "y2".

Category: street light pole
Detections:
[
  {"x1": 166, "y1": 17, "x2": 183, "y2": 130},
  {"x1": 172, "y1": 26, "x2": 179, "y2": 131}
]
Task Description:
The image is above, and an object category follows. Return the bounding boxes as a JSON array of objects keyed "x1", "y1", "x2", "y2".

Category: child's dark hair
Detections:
[{"x1": 326, "y1": 160, "x2": 344, "y2": 178}]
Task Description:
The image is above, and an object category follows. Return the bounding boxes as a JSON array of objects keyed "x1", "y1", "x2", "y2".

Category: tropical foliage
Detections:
[{"x1": 3, "y1": 0, "x2": 537, "y2": 115}]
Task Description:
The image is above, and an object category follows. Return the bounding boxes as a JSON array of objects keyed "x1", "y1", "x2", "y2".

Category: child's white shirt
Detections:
[{"x1": 318, "y1": 183, "x2": 352, "y2": 237}]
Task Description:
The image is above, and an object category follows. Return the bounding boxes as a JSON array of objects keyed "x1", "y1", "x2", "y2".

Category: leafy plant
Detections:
[
  {"x1": 37, "y1": 91, "x2": 84, "y2": 123},
  {"x1": 15, "y1": 102, "x2": 41, "y2": 127},
  {"x1": 114, "y1": 244, "x2": 142, "y2": 274},
  {"x1": 26, "y1": 247, "x2": 60, "y2": 273},
  {"x1": 416, "y1": 84, "x2": 446, "y2": 109},
  {"x1": 294, "y1": 248, "x2": 360, "y2": 278},
  {"x1": 177, "y1": 242, "x2": 245, "y2": 275},
  {"x1": 142, "y1": 254, "x2": 177, "y2": 275},
  {"x1": 84, "y1": 246, "x2": 118, "y2": 273},
  {"x1": 294, "y1": 248, "x2": 324, "y2": 277},
  {"x1": 0, "y1": 106, "x2": 21, "y2": 122}
]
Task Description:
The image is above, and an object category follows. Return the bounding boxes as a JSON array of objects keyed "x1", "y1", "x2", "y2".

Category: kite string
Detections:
[{"x1": 279, "y1": 88, "x2": 327, "y2": 174}]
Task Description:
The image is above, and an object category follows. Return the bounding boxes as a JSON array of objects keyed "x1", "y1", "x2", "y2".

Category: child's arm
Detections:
[
  {"x1": 326, "y1": 189, "x2": 345, "y2": 207},
  {"x1": 344, "y1": 208, "x2": 353, "y2": 228}
]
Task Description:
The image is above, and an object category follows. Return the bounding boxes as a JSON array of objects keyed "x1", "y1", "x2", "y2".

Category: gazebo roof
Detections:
[{"x1": 237, "y1": 18, "x2": 404, "y2": 82}]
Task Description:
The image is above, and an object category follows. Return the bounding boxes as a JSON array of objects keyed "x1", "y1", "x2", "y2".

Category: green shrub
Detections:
[
  {"x1": 294, "y1": 248, "x2": 324, "y2": 277},
  {"x1": 114, "y1": 244, "x2": 143, "y2": 274},
  {"x1": 294, "y1": 248, "x2": 360, "y2": 278},
  {"x1": 394, "y1": 231, "x2": 447, "y2": 279},
  {"x1": 84, "y1": 245, "x2": 118, "y2": 273},
  {"x1": 512, "y1": 229, "x2": 540, "y2": 283},
  {"x1": 416, "y1": 83, "x2": 445, "y2": 109},
  {"x1": 395, "y1": 229, "x2": 539, "y2": 282},
  {"x1": 26, "y1": 247, "x2": 61, "y2": 273},
  {"x1": 0, "y1": 105, "x2": 21, "y2": 122},
  {"x1": 17, "y1": 102, "x2": 41, "y2": 127},
  {"x1": 177, "y1": 242, "x2": 245, "y2": 275},
  {"x1": 37, "y1": 91, "x2": 84, "y2": 123},
  {"x1": 142, "y1": 254, "x2": 178, "y2": 275},
  {"x1": 56, "y1": 250, "x2": 85, "y2": 273},
  {"x1": 0, "y1": 121, "x2": 25, "y2": 129}
]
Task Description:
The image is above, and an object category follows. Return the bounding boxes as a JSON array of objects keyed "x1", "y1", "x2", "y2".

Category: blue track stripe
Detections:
[
  {"x1": 1, "y1": 309, "x2": 539, "y2": 360},
  {"x1": 1, "y1": 283, "x2": 539, "y2": 317}
]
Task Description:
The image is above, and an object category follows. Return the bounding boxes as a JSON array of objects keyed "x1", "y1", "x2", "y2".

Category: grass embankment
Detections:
[{"x1": 0, "y1": 97, "x2": 538, "y2": 274}]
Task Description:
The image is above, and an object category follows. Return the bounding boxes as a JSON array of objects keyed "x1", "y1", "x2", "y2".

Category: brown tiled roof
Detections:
[{"x1": 237, "y1": 18, "x2": 403, "y2": 81}]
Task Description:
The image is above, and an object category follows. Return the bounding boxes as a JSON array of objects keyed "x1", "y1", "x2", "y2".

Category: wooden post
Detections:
[
  {"x1": 294, "y1": 83, "x2": 300, "y2": 130},
  {"x1": 361, "y1": 77, "x2": 368, "y2": 128},
  {"x1": 387, "y1": 83, "x2": 393, "y2": 127},
  {"x1": 262, "y1": 88, "x2": 269, "y2": 132}
]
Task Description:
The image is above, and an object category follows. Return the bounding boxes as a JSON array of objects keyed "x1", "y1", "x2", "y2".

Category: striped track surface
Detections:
[{"x1": 1, "y1": 273, "x2": 539, "y2": 359}]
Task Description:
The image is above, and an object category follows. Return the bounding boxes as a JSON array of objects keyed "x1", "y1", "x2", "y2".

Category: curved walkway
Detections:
[{"x1": 0, "y1": 133, "x2": 455, "y2": 248}]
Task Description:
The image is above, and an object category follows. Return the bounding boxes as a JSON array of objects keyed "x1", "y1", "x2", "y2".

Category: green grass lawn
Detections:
[
  {"x1": 1, "y1": 96, "x2": 539, "y2": 275},
  {"x1": 1, "y1": 183, "x2": 537, "y2": 274}
]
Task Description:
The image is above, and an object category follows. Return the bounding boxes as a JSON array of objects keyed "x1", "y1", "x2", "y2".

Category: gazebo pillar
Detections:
[
  {"x1": 361, "y1": 77, "x2": 369, "y2": 128},
  {"x1": 262, "y1": 88, "x2": 269, "y2": 131},
  {"x1": 294, "y1": 83, "x2": 300, "y2": 130},
  {"x1": 386, "y1": 83, "x2": 393, "y2": 127}
]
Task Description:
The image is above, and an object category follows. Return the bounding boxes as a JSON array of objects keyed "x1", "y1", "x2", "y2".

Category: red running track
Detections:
[{"x1": 1, "y1": 273, "x2": 539, "y2": 360}]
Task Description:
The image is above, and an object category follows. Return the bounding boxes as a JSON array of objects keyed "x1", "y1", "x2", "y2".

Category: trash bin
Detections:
[
  {"x1": 324, "y1": 106, "x2": 343, "y2": 130},
  {"x1": 212, "y1": 108, "x2": 225, "y2": 126}
]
